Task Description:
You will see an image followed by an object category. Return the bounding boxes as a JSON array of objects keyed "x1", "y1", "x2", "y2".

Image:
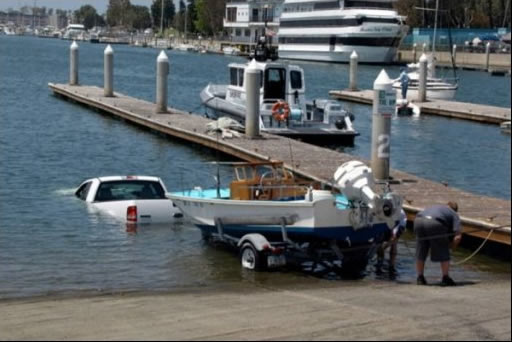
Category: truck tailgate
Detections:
[{"x1": 93, "y1": 199, "x2": 176, "y2": 223}]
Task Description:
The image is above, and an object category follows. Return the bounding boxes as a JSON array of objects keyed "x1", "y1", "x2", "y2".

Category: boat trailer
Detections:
[{"x1": 210, "y1": 216, "x2": 378, "y2": 275}]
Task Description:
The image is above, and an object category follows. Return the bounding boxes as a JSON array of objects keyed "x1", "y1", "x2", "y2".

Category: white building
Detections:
[{"x1": 224, "y1": 0, "x2": 284, "y2": 45}]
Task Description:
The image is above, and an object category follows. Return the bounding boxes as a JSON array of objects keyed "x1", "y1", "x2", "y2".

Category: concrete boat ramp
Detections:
[
  {"x1": 49, "y1": 83, "x2": 511, "y2": 247},
  {"x1": 0, "y1": 277, "x2": 510, "y2": 340}
]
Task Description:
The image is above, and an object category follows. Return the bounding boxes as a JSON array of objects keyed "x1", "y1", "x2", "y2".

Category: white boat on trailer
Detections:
[
  {"x1": 200, "y1": 59, "x2": 359, "y2": 146},
  {"x1": 169, "y1": 160, "x2": 402, "y2": 273}
]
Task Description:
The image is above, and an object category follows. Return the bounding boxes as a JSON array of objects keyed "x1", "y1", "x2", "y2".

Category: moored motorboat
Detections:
[
  {"x1": 278, "y1": 0, "x2": 408, "y2": 64},
  {"x1": 393, "y1": 58, "x2": 458, "y2": 101},
  {"x1": 200, "y1": 58, "x2": 359, "y2": 146},
  {"x1": 500, "y1": 121, "x2": 511, "y2": 134}
]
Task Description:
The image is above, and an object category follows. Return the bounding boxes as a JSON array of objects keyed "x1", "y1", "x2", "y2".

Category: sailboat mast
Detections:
[
  {"x1": 431, "y1": 0, "x2": 439, "y2": 78},
  {"x1": 184, "y1": 2, "x2": 188, "y2": 42},
  {"x1": 432, "y1": 0, "x2": 439, "y2": 55},
  {"x1": 160, "y1": 0, "x2": 164, "y2": 35}
]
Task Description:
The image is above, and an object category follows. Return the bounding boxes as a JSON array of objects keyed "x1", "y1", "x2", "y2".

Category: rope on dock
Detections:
[{"x1": 452, "y1": 228, "x2": 494, "y2": 265}]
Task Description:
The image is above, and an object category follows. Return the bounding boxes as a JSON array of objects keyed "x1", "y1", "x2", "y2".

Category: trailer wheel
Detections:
[{"x1": 240, "y1": 242, "x2": 265, "y2": 271}]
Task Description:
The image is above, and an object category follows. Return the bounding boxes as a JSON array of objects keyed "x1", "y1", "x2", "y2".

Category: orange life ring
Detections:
[{"x1": 271, "y1": 101, "x2": 290, "y2": 122}]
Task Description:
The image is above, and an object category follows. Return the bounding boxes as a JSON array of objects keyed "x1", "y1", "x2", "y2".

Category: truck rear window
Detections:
[{"x1": 95, "y1": 181, "x2": 166, "y2": 202}]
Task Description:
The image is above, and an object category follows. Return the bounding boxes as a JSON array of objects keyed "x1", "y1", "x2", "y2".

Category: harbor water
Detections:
[{"x1": 0, "y1": 36, "x2": 510, "y2": 299}]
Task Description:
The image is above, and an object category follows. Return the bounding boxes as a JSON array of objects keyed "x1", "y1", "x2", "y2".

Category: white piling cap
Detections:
[
  {"x1": 157, "y1": 50, "x2": 169, "y2": 62},
  {"x1": 419, "y1": 53, "x2": 428, "y2": 63},
  {"x1": 104, "y1": 44, "x2": 113, "y2": 54},
  {"x1": 245, "y1": 58, "x2": 260, "y2": 74},
  {"x1": 486, "y1": 42, "x2": 491, "y2": 47},
  {"x1": 373, "y1": 69, "x2": 392, "y2": 89},
  {"x1": 413, "y1": 43, "x2": 417, "y2": 47},
  {"x1": 71, "y1": 40, "x2": 78, "y2": 49},
  {"x1": 350, "y1": 51, "x2": 358, "y2": 59}
]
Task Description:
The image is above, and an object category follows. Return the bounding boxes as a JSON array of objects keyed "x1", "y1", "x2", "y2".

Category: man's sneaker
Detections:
[
  {"x1": 417, "y1": 275, "x2": 427, "y2": 285},
  {"x1": 441, "y1": 275, "x2": 456, "y2": 287}
]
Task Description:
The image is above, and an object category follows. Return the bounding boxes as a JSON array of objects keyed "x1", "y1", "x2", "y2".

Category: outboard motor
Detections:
[
  {"x1": 335, "y1": 113, "x2": 355, "y2": 130},
  {"x1": 334, "y1": 161, "x2": 402, "y2": 229}
]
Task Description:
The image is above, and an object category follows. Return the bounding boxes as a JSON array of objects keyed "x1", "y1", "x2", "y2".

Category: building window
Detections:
[
  {"x1": 226, "y1": 7, "x2": 237, "y2": 22},
  {"x1": 245, "y1": 29, "x2": 251, "y2": 37},
  {"x1": 252, "y1": 8, "x2": 259, "y2": 22}
]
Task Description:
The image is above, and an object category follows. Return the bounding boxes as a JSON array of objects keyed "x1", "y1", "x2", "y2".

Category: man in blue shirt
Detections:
[
  {"x1": 397, "y1": 67, "x2": 410, "y2": 100},
  {"x1": 414, "y1": 202, "x2": 462, "y2": 286}
]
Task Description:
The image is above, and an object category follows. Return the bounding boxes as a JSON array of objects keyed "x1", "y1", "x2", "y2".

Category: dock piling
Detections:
[
  {"x1": 69, "y1": 41, "x2": 79, "y2": 86},
  {"x1": 104, "y1": 45, "x2": 114, "y2": 97},
  {"x1": 245, "y1": 59, "x2": 261, "y2": 138},
  {"x1": 485, "y1": 42, "x2": 491, "y2": 71},
  {"x1": 349, "y1": 51, "x2": 358, "y2": 91},
  {"x1": 452, "y1": 44, "x2": 457, "y2": 66},
  {"x1": 412, "y1": 43, "x2": 417, "y2": 63},
  {"x1": 418, "y1": 54, "x2": 428, "y2": 103},
  {"x1": 371, "y1": 70, "x2": 395, "y2": 181},
  {"x1": 156, "y1": 50, "x2": 169, "y2": 113},
  {"x1": 422, "y1": 43, "x2": 427, "y2": 54}
]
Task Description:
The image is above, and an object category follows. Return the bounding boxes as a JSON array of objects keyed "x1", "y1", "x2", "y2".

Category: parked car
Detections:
[{"x1": 75, "y1": 176, "x2": 182, "y2": 224}]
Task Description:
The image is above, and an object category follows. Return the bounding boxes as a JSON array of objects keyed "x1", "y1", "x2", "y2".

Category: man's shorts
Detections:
[{"x1": 414, "y1": 216, "x2": 451, "y2": 262}]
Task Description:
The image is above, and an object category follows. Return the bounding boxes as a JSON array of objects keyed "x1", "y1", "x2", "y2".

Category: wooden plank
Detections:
[
  {"x1": 49, "y1": 83, "x2": 511, "y2": 246},
  {"x1": 329, "y1": 89, "x2": 511, "y2": 124}
]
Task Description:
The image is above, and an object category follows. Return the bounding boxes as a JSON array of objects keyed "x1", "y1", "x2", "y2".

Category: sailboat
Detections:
[{"x1": 393, "y1": 0, "x2": 458, "y2": 100}]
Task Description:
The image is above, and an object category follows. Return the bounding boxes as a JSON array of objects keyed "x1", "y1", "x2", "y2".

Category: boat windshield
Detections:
[{"x1": 264, "y1": 68, "x2": 286, "y2": 100}]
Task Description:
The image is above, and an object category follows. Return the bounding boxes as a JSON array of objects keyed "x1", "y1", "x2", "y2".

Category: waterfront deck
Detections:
[
  {"x1": 329, "y1": 89, "x2": 511, "y2": 125},
  {"x1": 49, "y1": 83, "x2": 511, "y2": 245}
]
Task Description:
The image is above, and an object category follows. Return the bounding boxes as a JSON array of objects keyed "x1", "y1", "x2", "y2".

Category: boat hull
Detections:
[
  {"x1": 278, "y1": 45, "x2": 399, "y2": 64},
  {"x1": 395, "y1": 87, "x2": 457, "y2": 101},
  {"x1": 196, "y1": 223, "x2": 389, "y2": 246},
  {"x1": 170, "y1": 192, "x2": 391, "y2": 246}
]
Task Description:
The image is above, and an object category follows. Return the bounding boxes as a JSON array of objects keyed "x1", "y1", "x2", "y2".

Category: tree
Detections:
[
  {"x1": 74, "y1": 5, "x2": 105, "y2": 29},
  {"x1": 195, "y1": 0, "x2": 225, "y2": 35},
  {"x1": 394, "y1": 0, "x2": 422, "y2": 28},
  {"x1": 130, "y1": 5, "x2": 152, "y2": 30},
  {"x1": 174, "y1": 0, "x2": 187, "y2": 32},
  {"x1": 186, "y1": 0, "x2": 198, "y2": 34},
  {"x1": 151, "y1": 0, "x2": 176, "y2": 31},
  {"x1": 107, "y1": 0, "x2": 132, "y2": 27},
  {"x1": 394, "y1": 0, "x2": 509, "y2": 28}
]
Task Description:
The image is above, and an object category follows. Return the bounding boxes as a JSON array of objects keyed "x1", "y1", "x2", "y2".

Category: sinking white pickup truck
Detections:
[{"x1": 75, "y1": 176, "x2": 182, "y2": 224}]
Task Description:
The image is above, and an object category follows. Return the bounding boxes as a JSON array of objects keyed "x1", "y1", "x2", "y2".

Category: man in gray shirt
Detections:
[{"x1": 414, "y1": 202, "x2": 462, "y2": 286}]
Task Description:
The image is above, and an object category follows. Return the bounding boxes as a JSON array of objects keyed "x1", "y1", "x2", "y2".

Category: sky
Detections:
[{"x1": 0, "y1": 0, "x2": 158, "y2": 13}]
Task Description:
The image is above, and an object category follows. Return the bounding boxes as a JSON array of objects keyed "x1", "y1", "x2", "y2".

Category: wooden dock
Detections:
[
  {"x1": 49, "y1": 83, "x2": 511, "y2": 246},
  {"x1": 329, "y1": 89, "x2": 511, "y2": 125}
]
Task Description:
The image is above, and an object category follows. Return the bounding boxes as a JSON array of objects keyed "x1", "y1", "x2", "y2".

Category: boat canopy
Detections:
[{"x1": 227, "y1": 61, "x2": 305, "y2": 102}]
